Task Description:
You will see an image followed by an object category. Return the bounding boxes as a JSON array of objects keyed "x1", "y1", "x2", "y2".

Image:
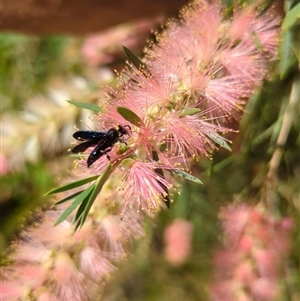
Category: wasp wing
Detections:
[
  {"x1": 73, "y1": 131, "x2": 107, "y2": 141},
  {"x1": 86, "y1": 137, "x2": 114, "y2": 167},
  {"x1": 72, "y1": 139, "x2": 102, "y2": 153},
  {"x1": 87, "y1": 143, "x2": 105, "y2": 167}
]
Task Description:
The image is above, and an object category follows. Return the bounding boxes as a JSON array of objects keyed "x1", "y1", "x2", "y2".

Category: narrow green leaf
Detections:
[
  {"x1": 207, "y1": 132, "x2": 232, "y2": 151},
  {"x1": 76, "y1": 164, "x2": 115, "y2": 230},
  {"x1": 67, "y1": 100, "x2": 103, "y2": 112},
  {"x1": 45, "y1": 175, "x2": 99, "y2": 195},
  {"x1": 123, "y1": 46, "x2": 146, "y2": 70},
  {"x1": 250, "y1": 32, "x2": 263, "y2": 52},
  {"x1": 172, "y1": 170, "x2": 203, "y2": 185},
  {"x1": 55, "y1": 190, "x2": 83, "y2": 205},
  {"x1": 117, "y1": 107, "x2": 141, "y2": 127},
  {"x1": 251, "y1": 123, "x2": 275, "y2": 147},
  {"x1": 152, "y1": 150, "x2": 170, "y2": 209},
  {"x1": 152, "y1": 149, "x2": 160, "y2": 162},
  {"x1": 210, "y1": 155, "x2": 235, "y2": 174},
  {"x1": 279, "y1": 30, "x2": 294, "y2": 79},
  {"x1": 73, "y1": 192, "x2": 91, "y2": 224},
  {"x1": 282, "y1": 3, "x2": 300, "y2": 31},
  {"x1": 159, "y1": 143, "x2": 167, "y2": 152},
  {"x1": 55, "y1": 184, "x2": 95, "y2": 226},
  {"x1": 180, "y1": 108, "x2": 201, "y2": 116}
]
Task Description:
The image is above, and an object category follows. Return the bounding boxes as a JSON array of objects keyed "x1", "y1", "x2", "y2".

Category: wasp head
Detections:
[{"x1": 117, "y1": 124, "x2": 131, "y2": 139}]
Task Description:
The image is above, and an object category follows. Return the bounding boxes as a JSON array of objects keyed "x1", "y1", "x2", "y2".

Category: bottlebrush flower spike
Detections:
[
  {"x1": 1, "y1": 204, "x2": 144, "y2": 300},
  {"x1": 116, "y1": 160, "x2": 173, "y2": 214},
  {"x1": 211, "y1": 205, "x2": 294, "y2": 301},
  {"x1": 50, "y1": 0, "x2": 281, "y2": 227},
  {"x1": 164, "y1": 219, "x2": 193, "y2": 266}
]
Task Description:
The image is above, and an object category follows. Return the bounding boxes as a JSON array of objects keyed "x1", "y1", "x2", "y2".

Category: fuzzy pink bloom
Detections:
[
  {"x1": 73, "y1": 0, "x2": 281, "y2": 213},
  {"x1": 145, "y1": 1, "x2": 280, "y2": 122},
  {"x1": 0, "y1": 153, "x2": 9, "y2": 175},
  {"x1": 81, "y1": 18, "x2": 162, "y2": 66},
  {"x1": 164, "y1": 219, "x2": 193, "y2": 266},
  {"x1": 51, "y1": 253, "x2": 89, "y2": 301},
  {"x1": 91, "y1": 211, "x2": 145, "y2": 258},
  {"x1": 1, "y1": 204, "x2": 144, "y2": 300},
  {"x1": 115, "y1": 161, "x2": 173, "y2": 213},
  {"x1": 0, "y1": 279, "x2": 28, "y2": 301},
  {"x1": 229, "y1": 7, "x2": 281, "y2": 56},
  {"x1": 211, "y1": 205, "x2": 294, "y2": 301},
  {"x1": 79, "y1": 247, "x2": 115, "y2": 280},
  {"x1": 36, "y1": 292, "x2": 59, "y2": 301}
]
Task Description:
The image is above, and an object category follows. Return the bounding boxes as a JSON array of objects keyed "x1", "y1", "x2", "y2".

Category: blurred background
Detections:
[{"x1": 1, "y1": 0, "x2": 299, "y2": 300}]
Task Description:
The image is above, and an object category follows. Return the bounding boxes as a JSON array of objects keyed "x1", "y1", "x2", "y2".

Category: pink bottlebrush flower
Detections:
[
  {"x1": 36, "y1": 292, "x2": 59, "y2": 301},
  {"x1": 234, "y1": 261, "x2": 255, "y2": 282},
  {"x1": 1, "y1": 202, "x2": 145, "y2": 300},
  {"x1": 164, "y1": 219, "x2": 193, "y2": 266},
  {"x1": 250, "y1": 277, "x2": 278, "y2": 301},
  {"x1": 219, "y1": 204, "x2": 251, "y2": 244},
  {"x1": 221, "y1": 6, "x2": 281, "y2": 88},
  {"x1": 99, "y1": 209, "x2": 145, "y2": 242},
  {"x1": 220, "y1": 44, "x2": 266, "y2": 89},
  {"x1": 211, "y1": 204, "x2": 294, "y2": 301},
  {"x1": 148, "y1": 1, "x2": 222, "y2": 71},
  {"x1": 79, "y1": 246, "x2": 115, "y2": 279},
  {"x1": 17, "y1": 212, "x2": 73, "y2": 249},
  {"x1": 99, "y1": 73, "x2": 235, "y2": 172},
  {"x1": 145, "y1": 1, "x2": 280, "y2": 124},
  {"x1": 73, "y1": 0, "x2": 281, "y2": 214},
  {"x1": 90, "y1": 210, "x2": 144, "y2": 258},
  {"x1": 0, "y1": 153, "x2": 9, "y2": 175},
  {"x1": 115, "y1": 160, "x2": 173, "y2": 214},
  {"x1": 0, "y1": 279, "x2": 28, "y2": 301},
  {"x1": 51, "y1": 253, "x2": 89, "y2": 301},
  {"x1": 252, "y1": 249, "x2": 278, "y2": 278},
  {"x1": 1, "y1": 264, "x2": 48, "y2": 300},
  {"x1": 160, "y1": 111, "x2": 234, "y2": 167},
  {"x1": 81, "y1": 18, "x2": 163, "y2": 66},
  {"x1": 229, "y1": 6, "x2": 281, "y2": 57},
  {"x1": 124, "y1": 69, "x2": 178, "y2": 109},
  {"x1": 237, "y1": 235, "x2": 254, "y2": 253}
]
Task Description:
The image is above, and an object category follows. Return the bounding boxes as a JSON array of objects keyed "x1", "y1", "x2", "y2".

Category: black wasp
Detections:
[{"x1": 71, "y1": 125, "x2": 131, "y2": 167}]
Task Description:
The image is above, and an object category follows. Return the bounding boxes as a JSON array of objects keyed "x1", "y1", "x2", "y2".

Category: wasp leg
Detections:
[{"x1": 102, "y1": 147, "x2": 112, "y2": 161}]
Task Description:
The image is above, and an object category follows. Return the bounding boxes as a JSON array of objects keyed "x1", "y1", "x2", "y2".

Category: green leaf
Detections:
[
  {"x1": 207, "y1": 132, "x2": 232, "y2": 151},
  {"x1": 172, "y1": 170, "x2": 203, "y2": 185},
  {"x1": 73, "y1": 192, "x2": 91, "y2": 224},
  {"x1": 45, "y1": 175, "x2": 99, "y2": 195},
  {"x1": 250, "y1": 32, "x2": 264, "y2": 52},
  {"x1": 55, "y1": 190, "x2": 83, "y2": 205},
  {"x1": 117, "y1": 107, "x2": 141, "y2": 127},
  {"x1": 282, "y1": 3, "x2": 300, "y2": 31},
  {"x1": 123, "y1": 46, "x2": 146, "y2": 70},
  {"x1": 180, "y1": 108, "x2": 201, "y2": 116},
  {"x1": 279, "y1": 30, "x2": 294, "y2": 79},
  {"x1": 152, "y1": 150, "x2": 170, "y2": 209},
  {"x1": 55, "y1": 184, "x2": 95, "y2": 226},
  {"x1": 210, "y1": 155, "x2": 235, "y2": 174},
  {"x1": 159, "y1": 143, "x2": 167, "y2": 152},
  {"x1": 67, "y1": 100, "x2": 103, "y2": 112},
  {"x1": 75, "y1": 163, "x2": 115, "y2": 230}
]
